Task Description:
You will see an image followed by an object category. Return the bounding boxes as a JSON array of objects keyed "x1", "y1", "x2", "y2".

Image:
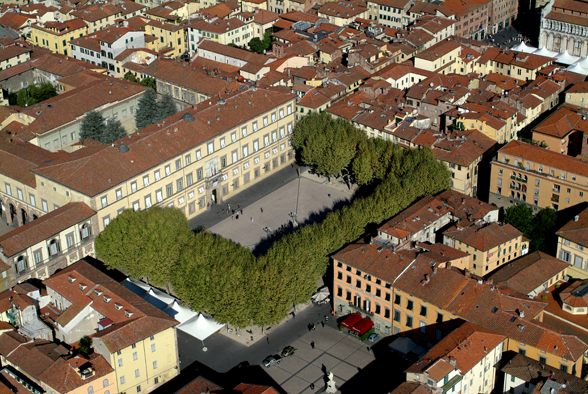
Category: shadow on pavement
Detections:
[{"x1": 150, "y1": 359, "x2": 287, "y2": 394}]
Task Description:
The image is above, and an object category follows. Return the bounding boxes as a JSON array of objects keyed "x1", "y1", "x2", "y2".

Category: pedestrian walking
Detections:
[
  {"x1": 292, "y1": 312, "x2": 296, "y2": 319},
  {"x1": 260, "y1": 207, "x2": 264, "y2": 213},
  {"x1": 232, "y1": 215, "x2": 234, "y2": 220},
  {"x1": 267, "y1": 337, "x2": 270, "y2": 344},
  {"x1": 236, "y1": 215, "x2": 239, "y2": 220},
  {"x1": 250, "y1": 217, "x2": 253, "y2": 222},
  {"x1": 310, "y1": 383, "x2": 314, "y2": 390},
  {"x1": 308, "y1": 323, "x2": 312, "y2": 331},
  {"x1": 321, "y1": 321, "x2": 325, "y2": 328},
  {"x1": 325, "y1": 315, "x2": 328, "y2": 322},
  {"x1": 367, "y1": 346, "x2": 371, "y2": 353},
  {"x1": 291, "y1": 163, "x2": 294, "y2": 168},
  {"x1": 331, "y1": 310, "x2": 335, "y2": 316},
  {"x1": 240, "y1": 209, "x2": 243, "y2": 215},
  {"x1": 311, "y1": 341, "x2": 315, "y2": 349},
  {"x1": 250, "y1": 336, "x2": 253, "y2": 341},
  {"x1": 238, "y1": 204, "x2": 241, "y2": 209},
  {"x1": 328, "y1": 194, "x2": 331, "y2": 198}
]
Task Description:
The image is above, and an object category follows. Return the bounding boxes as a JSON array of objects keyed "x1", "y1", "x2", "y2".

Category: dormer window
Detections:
[
  {"x1": 79, "y1": 284, "x2": 87, "y2": 291},
  {"x1": 125, "y1": 310, "x2": 134, "y2": 318},
  {"x1": 94, "y1": 290, "x2": 103, "y2": 297},
  {"x1": 68, "y1": 276, "x2": 77, "y2": 283},
  {"x1": 103, "y1": 296, "x2": 112, "y2": 303},
  {"x1": 114, "y1": 303, "x2": 123, "y2": 311}
]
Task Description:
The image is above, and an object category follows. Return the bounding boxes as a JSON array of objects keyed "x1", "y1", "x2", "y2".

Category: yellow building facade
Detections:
[
  {"x1": 489, "y1": 140, "x2": 588, "y2": 212},
  {"x1": 145, "y1": 20, "x2": 185, "y2": 57},
  {"x1": 30, "y1": 19, "x2": 88, "y2": 56}
]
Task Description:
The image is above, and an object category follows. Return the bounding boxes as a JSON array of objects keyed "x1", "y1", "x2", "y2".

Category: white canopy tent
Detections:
[
  {"x1": 534, "y1": 47, "x2": 559, "y2": 58},
  {"x1": 511, "y1": 41, "x2": 537, "y2": 53},
  {"x1": 177, "y1": 314, "x2": 225, "y2": 342},
  {"x1": 576, "y1": 57, "x2": 588, "y2": 69},
  {"x1": 123, "y1": 279, "x2": 225, "y2": 341},
  {"x1": 567, "y1": 62, "x2": 588, "y2": 75},
  {"x1": 556, "y1": 50, "x2": 581, "y2": 65}
]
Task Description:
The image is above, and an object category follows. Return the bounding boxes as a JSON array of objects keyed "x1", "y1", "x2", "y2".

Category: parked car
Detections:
[
  {"x1": 262, "y1": 355, "x2": 281, "y2": 368},
  {"x1": 281, "y1": 346, "x2": 296, "y2": 358},
  {"x1": 368, "y1": 333, "x2": 380, "y2": 342}
]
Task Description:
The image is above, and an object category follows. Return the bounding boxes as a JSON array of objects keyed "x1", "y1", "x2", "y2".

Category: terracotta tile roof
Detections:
[
  {"x1": 253, "y1": 9, "x2": 279, "y2": 24},
  {"x1": 379, "y1": 196, "x2": 453, "y2": 238},
  {"x1": 71, "y1": 1, "x2": 144, "y2": 22},
  {"x1": 406, "y1": 322, "x2": 505, "y2": 378},
  {"x1": 280, "y1": 10, "x2": 322, "y2": 23},
  {"x1": 412, "y1": 15, "x2": 455, "y2": 35},
  {"x1": 17, "y1": 78, "x2": 145, "y2": 137},
  {"x1": 499, "y1": 140, "x2": 588, "y2": 178},
  {"x1": 34, "y1": 18, "x2": 87, "y2": 34},
  {"x1": 478, "y1": 48, "x2": 555, "y2": 70},
  {"x1": 33, "y1": 87, "x2": 295, "y2": 197},
  {"x1": 500, "y1": 353, "x2": 588, "y2": 392},
  {"x1": 44, "y1": 259, "x2": 178, "y2": 353},
  {"x1": 0, "y1": 12, "x2": 35, "y2": 30},
  {"x1": 146, "y1": 18, "x2": 184, "y2": 31},
  {"x1": 176, "y1": 376, "x2": 223, "y2": 394},
  {"x1": 559, "y1": 280, "x2": 588, "y2": 308},
  {"x1": 197, "y1": 0, "x2": 240, "y2": 19},
  {"x1": 566, "y1": 81, "x2": 588, "y2": 94},
  {"x1": 0, "y1": 331, "x2": 28, "y2": 357},
  {"x1": 417, "y1": 242, "x2": 470, "y2": 263},
  {"x1": 0, "y1": 45, "x2": 30, "y2": 63},
  {"x1": 487, "y1": 251, "x2": 569, "y2": 295},
  {"x1": 142, "y1": 58, "x2": 240, "y2": 96},
  {"x1": 556, "y1": 204, "x2": 588, "y2": 247},
  {"x1": 197, "y1": 39, "x2": 271, "y2": 66},
  {"x1": 318, "y1": 1, "x2": 367, "y2": 18},
  {"x1": 298, "y1": 89, "x2": 332, "y2": 108},
  {"x1": 0, "y1": 289, "x2": 35, "y2": 314},
  {"x1": 415, "y1": 38, "x2": 461, "y2": 62},
  {"x1": 233, "y1": 383, "x2": 280, "y2": 394},
  {"x1": 439, "y1": 0, "x2": 491, "y2": 18},
  {"x1": 187, "y1": 16, "x2": 245, "y2": 34},
  {"x1": 0, "y1": 202, "x2": 95, "y2": 257},
  {"x1": 443, "y1": 222, "x2": 521, "y2": 252},
  {"x1": 533, "y1": 104, "x2": 588, "y2": 138},
  {"x1": 390, "y1": 382, "x2": 435, "y2": 394}
]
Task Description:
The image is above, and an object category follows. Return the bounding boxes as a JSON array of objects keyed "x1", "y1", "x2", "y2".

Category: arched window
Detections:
[
  {"x1": 16, "y1": 255, "x2": 26, "y2": 273},
  {"x1": 49, "y1": 239, "x2": 60, "y2": 256},
  {"x1": 103, "y1": 379, "x2": 109, "y2": 388},
  {"x1": 88, "y1": 387, "x2": 94, "y2": 394},
  {"x1": 81, "y1": 223, "x2": 91, "y2": 239}
]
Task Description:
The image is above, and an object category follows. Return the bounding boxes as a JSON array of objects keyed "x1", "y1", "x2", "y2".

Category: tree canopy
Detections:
[
  {"x1": 96, "y1": 207, "x2": 193, "y2": 287},
  {"x1": 135, "y1": 89, "x2": 178, "y2": 130},
  {"x1": 12, "y1": 82, "x2": 58, "y2": 107},
  {"x1": 504, "y1": 204, "x2": 557, "y2": 252},
  {"x1": 248, "y1": 37, "x2": 265, "y2": 54}
]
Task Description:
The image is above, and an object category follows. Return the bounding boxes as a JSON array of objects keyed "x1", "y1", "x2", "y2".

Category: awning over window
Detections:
[
  {"x1": 340, "y1": 313, "x2": 362, "y2": 328},
  {"x1": 98, "y1": 318, "x2": 114, "y2": 331},
  {"x1": 351, "y1": 317, "x2": 374, "y2": 335}
]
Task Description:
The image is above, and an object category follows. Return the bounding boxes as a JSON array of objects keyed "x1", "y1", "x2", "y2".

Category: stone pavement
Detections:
[{"x1": 264, "y1": 326, "x2": 376, "y2": 394}]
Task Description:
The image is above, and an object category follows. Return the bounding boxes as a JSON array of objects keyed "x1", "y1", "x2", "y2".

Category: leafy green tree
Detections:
[
  {"x1": 530, "y1": 207, "x2": 557, "y2": 251},
  {"x1": 248, "y1": 37, "x2": 265, "y2": 54},
  {"x1": 504, "y1": 204, "x2": 534, "y2": 237},
  {"x1": 78, "y1": 336, "x2": 92, "y2": 355},
  {"x1": 139, "y1": 77, "x2": 156, "y2": 90},
  {"x1": 14, "y1": 82, "x2": 57, "y2": 108},
  {"x1": 292, "y1": 112, "x2": 363, "y2": 181},
  {"x1": 262, "y1": 30, "x2": 273, "y2": 50},
  {"x1": 135, "y1": 88, "x2": 159, "y2": 130},
  {"x1": 79, "y1": 110, "x2": 106, "y2": 142},
  {"x1": 96, "y1": 207, "x2": 193, "y2": 287},
  {"x1": 103, "y1": 119, "x2": 127, "y2": 144},
  {"x1": 157, "y1": 94, "x2": 177, "y2": 121},
  {"x1": 124, "y1": 71, "x2": 138, "y2": 83}
]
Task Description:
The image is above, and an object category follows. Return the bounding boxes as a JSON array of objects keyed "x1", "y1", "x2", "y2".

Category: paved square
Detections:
[
  {"x1": 265, "y1": 326, "x2": 375, "y2": 394},
  {"x1": 208, "y1": 176, "x2": 350, "y2": 250}
]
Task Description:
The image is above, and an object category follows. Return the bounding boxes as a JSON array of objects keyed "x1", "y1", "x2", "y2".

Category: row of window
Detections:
[
  {"x1": 100, "y1": 126, "x2": 293, "y2": 208},
  {"x1": 4, "y1": 182, "x2": 51, "y2": 212}
]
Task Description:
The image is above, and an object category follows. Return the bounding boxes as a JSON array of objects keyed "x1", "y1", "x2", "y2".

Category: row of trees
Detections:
[
  {"x1": 8, "y1": 82, "x2": 58, "y2": 108},
  {"x1": 95, "y1": 114, "x2": 450, "y2": 327},
  {"x1": 292, "y1": 112, "x2": 406, "y2": 186},
  {"x1": 504, "y1": 204, "x2": 557, "y2": 252}
]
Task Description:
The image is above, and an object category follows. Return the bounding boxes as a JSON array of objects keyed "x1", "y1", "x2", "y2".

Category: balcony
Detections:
[
  {"x1": 205, "y1": 172, "x2": 225, "y2": 189},
  {"x1": 509, "y1": 184, "x2": 526, "y2": 191},
  {"x1": 551, "y1": 197, "x2": 560, "y2": 203},
  {"x1": 347, "y1": 302, "x2": 374, "y2": 316},
  {"x1": 510, "y1": 175, "x2": 527, "y2": 183}
]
